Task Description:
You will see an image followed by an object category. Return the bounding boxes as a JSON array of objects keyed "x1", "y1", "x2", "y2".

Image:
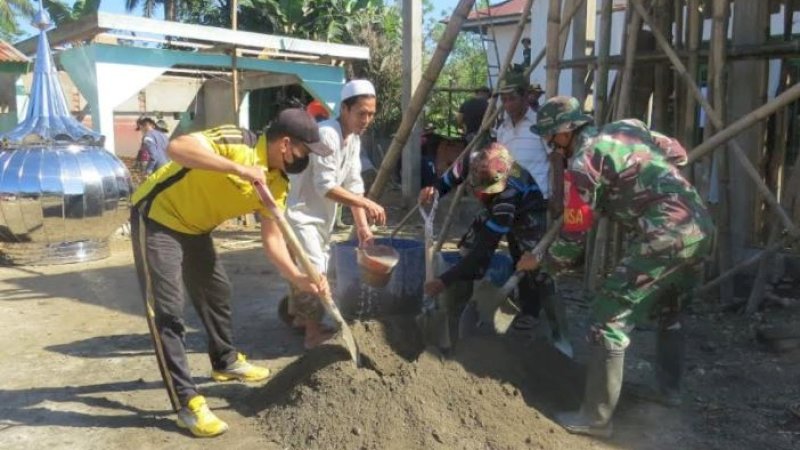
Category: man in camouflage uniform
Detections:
[
  {"x1": 419, "y1": 143, "x2": 567, "y2": 347},
  {"x1": 519, "y1": 96, "x2": 714, "y2": 437}
]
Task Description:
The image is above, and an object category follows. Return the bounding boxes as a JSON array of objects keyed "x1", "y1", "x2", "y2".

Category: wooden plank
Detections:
[
  {"x1": 15, "y1": 13, "x2": 104, "y2": 55},
  {"x1": 16, "y1": 12, "x2": 369, "y2": 61}
]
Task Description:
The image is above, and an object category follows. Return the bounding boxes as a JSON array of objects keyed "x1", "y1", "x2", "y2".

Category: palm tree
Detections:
[
  {"x1": 125, "y1": 0, "x2": 179, "y2": 21},
  {"x1": 0, "y1": 0, "x2": 34, "y2": 41},
  {"x1": 43, "y1": 0, "x2": 102, "y2": 25}
]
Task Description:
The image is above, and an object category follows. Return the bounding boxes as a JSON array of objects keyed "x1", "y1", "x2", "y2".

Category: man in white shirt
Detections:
[
  {"x1": 285, "y1": 80, "x2": 386, "y2": 348},
  {"x1": 495, "y1": 72, "x2": 552, "y2": 201}
]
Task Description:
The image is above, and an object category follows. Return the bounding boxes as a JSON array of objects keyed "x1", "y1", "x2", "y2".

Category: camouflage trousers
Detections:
[{"x1": 589, "y1": 232, "x2": 712, "y2": 351}]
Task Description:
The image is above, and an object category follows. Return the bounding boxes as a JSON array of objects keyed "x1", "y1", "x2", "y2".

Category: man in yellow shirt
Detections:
[{"x1": 130, "y1": 108, "x2": 332, "y2": 437}]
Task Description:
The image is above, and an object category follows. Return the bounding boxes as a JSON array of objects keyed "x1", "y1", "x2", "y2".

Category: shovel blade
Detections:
[
  {"x1": 471, "y1": 280, "x2": 519, "y2": 334},
  {"x1": 416, "y1": 306, "x2": 451, "y2": 351}
]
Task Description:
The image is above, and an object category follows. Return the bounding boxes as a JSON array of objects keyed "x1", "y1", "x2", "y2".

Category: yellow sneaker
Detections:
[
  {"x1": 211, "y1": 353, "x2": 271, "y2": 382},
  {"x1": 176, "y1": 395, "x2": 229, "y2": 438}
]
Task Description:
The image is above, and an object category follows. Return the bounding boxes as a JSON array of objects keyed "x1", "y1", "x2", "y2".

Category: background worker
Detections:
[
  {"x1": 130, "y1": 108, "x2": 333, "y2": 438},
  {"x1": 456, "y1": 86, "x2": 491, "y2": 142},
  {"x1": 521, "y1": 96, "x2": 714, "y2": 437},
  {"x1": 284, "y1": 80, "x2": 386, "y2": 349},
  {"x1": 136, "y1": 116, "x2": 170, "y2": 175},
  {"x1": 419, "y1": 143, "x2": 568, "y2": 350}
]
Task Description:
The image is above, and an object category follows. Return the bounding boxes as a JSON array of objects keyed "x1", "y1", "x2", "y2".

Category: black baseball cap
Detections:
[
  {"x1": 266, "y1": 108, "x2": 333, "y2": 157},
  {"x1": 136, "y1": 116, "x2": 156, "y2": 131}
]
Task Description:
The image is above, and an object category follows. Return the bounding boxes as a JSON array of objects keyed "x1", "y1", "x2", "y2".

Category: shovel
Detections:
[
  {"x1": 414, "y1": 193, "x2": 452, "y2": 351},
  {"x1": 253, "y1": 181, "x2": 360, "y2": 366},
  {"x1": 466, "y1": 218, "x2": 573, "y2": 357}
]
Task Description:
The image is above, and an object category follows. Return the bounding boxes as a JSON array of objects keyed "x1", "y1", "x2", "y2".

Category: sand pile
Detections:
[{"x1": 251, "y1": 317, "x2": 611, "y2": 450}]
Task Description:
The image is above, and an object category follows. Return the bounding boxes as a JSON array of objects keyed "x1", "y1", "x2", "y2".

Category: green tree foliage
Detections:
[
  {"x1": 422, "y1": 4, "x2": 488, "y2": 136},
  {"x1": 1, "y1": 0, "x2": 34, "y2": 41},
  {"x1": 43, "y1": 0, "x2": 102, "y2": 25}
]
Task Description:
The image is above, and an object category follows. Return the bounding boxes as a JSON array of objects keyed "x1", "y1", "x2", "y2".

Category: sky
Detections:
[{"x1": 19, "y1": 0, "x2": 466, "y2": 40}]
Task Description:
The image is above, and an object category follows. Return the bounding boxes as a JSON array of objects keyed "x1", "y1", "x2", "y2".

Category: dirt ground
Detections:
[{"x1": 1, "y1": 198, "x2": 799, "y2": 449}]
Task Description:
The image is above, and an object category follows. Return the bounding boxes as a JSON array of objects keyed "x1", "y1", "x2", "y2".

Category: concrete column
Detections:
[
  {"x1": 401, "y1": 0, "x2": 422, "y2": 205},
  {"x1": 728, "y1": 0, "x2": 769, "y2": 255}
]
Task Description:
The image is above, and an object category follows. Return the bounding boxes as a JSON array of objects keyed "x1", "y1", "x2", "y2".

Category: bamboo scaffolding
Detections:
[
  {"x1": 746, "y1": 156, "x2": 799, "y2": 313},
  {"x1": 696, "y1": 234, "x2": 800, "y2": 297},
  {"x1": 433, "y1": 0, "x2": 587, "y2": 254},
  {"x1": 594, "y1": 0, "x2": 613, "y2": 122},
  {"x1": 368, "y1": 0, "x2": 476, "y2": 201},
  {"x1": 745, "y1": 1, "x2": 798, "y2": 314},
  {"x1": 615, "y1": 2, "x2": 642, "y2": 118},
  {"x1": 629, "y1": 0, "x2": 800, "y2": 239},
  {"x1": 546, "y1": 0, "x2": 562, "y2": 97},
  {"x1": 688, "y1": 82, "x2": 800, "y2": 164},
  {"x1": 710, "y1": 0, "x2": 733, "y2": 301},
  {"x1": 683, "y1": 0, "x2": 701, "y2": 181},
  {"x1": 651, "y1": 0, "x2": 671, "y2": 130}
]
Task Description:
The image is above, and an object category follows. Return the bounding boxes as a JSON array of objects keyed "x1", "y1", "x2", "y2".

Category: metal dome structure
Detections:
[{"x1": 0, "y1": 3, "x2": 132, "y2": 265}]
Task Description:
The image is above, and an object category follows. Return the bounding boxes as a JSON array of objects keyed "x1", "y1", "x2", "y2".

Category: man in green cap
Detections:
[{"x1": 518, "y1": 96, "x2": 714, "y2": 437}]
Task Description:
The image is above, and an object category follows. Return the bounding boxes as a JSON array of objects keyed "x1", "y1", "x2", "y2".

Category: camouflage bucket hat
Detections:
[
  {"x1": 469, "y1": 143, "x2": 515, "y2": 194},
  {"x1": 531, "y1": 96, "x2": 593, "y2": 136},
  {"x1": 495, "y1": 71, "x2": 529, "y2": 95}
]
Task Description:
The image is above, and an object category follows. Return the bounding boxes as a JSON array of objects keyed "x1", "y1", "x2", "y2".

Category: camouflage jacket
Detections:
[{"x1": 545, "y1": 120, "x2": 712, "y2": 272}]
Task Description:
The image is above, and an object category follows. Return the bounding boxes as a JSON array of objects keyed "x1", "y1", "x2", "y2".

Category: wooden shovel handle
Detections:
[
  {"x1": 502, "y1": 216, "x2": 565, "y2": 296},
  {"x1": 253, "y1": 182, "x2": 331, "y2": 305}
]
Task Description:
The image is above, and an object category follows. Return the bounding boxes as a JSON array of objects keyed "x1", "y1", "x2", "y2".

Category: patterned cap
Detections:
[
  {"x1": 530, "y1": 96, "x2": 593, "y2": 136},
  {"x1": 469, "y1": 143, "x2": 515, "y2": 194}
]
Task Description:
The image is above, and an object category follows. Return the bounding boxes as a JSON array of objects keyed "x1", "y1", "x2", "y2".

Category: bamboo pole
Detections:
[
  {"x1": 433, "y1": 0, "x2": 587, "y2": 253},
  {"x1": 683, "y1": 0, "x2": 701, "y2": 181},
  {"x1": 651, "y1": 0, "x2": 671, "y2": 130},
  {"x1": 546, "y1": 0, "x2": 563, "y2": 97},
  {"x1": 696, "y1": 234, "x2": 799, "y2": 297},
  {"x1": 616, "y1": 2, "x2": 643, "y2": 118},
  {"x1": 594, "y1": 0, "x2": 613, "y2": 122},
  {"x1": 688, "y1": 82, "x2": 800, "y2": 164},
  {"x1": 673, "y1": 0, "x2": 685, "y2": 136},
  {"x1": 745, "y1": 4, "x2": 798, "y2": 314},
  {"x1": 368, "y1": 0, "x2": 476, "y2": 201},
  {"x1": 744, "y1": 158, "x2": 800, "y2": 314},
  {"x1": 710, "y1": 0, "x2": 733, "y2": 301},
  {"x1": 629, "y1": 0, "x2": 800, "y2": 239}
]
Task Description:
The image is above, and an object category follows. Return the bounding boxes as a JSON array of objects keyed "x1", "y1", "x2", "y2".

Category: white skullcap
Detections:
[{"x1": 341, "y1": 79, "x2": 376, "y2": 102}]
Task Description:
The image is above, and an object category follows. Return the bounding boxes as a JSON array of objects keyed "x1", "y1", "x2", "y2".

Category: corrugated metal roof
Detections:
[
  {"x1": 0, "y1": 39, "x2": 29, "y2": 63},
  {"x1": 467, "y1": 0, "x2": 526, "y2": 20}
]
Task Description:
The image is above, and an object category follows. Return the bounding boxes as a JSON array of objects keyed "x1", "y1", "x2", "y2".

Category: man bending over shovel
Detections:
[
  {"x1": 283, "y1": 80, "x2": 387, "y2": 349},
  {"x1": 519, "y1": 96, "x2": 714, "y2": 437},
  {"x1": 419, "y1": 143, "x2": 567, "y2": 347},
  {"x1": 131, "y1": 108, "x2": 332, "y2": 437}
]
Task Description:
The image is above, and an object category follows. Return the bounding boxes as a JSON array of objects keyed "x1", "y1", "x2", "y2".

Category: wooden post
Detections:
[
  {"x1": 710, "y1": 0, "x2": 733, "y2": 302},
  {"x1": 616, "y1": 2, "x2": 642, "y2": 118},
  {"x1": 683, "y1": 0, "x2": 701, "y2": 181},
  {"x1": 368, "y1": 0, "x2": 477, "y2": 201},
  {"x1": 728, "y1": 0, "x2": 769, "y2": 257},
  {"x1": 651, "y1": 0, "x2": 672, "y2": 130},
  {"x1": 594, "y1": 0, "x2": 613, "y2": 122},
  {"x1": 628, "y1": 0, "x2": 800, "y2": 239},
  {"x1": 546, "y1": 0, "x2": 563, "y2": 97},
  {"x1": 745, "y1": 154, "x2": 800, "y2": 314},
  {"x1": 570, "y1": 0, "x2": 588, "y2": 100},
  {"x1": 401, "y1": 0, "x2": 423, "y2": 206},
  {"x1": 231, "y1": 0, "x2": 240, "y2": 126}
]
